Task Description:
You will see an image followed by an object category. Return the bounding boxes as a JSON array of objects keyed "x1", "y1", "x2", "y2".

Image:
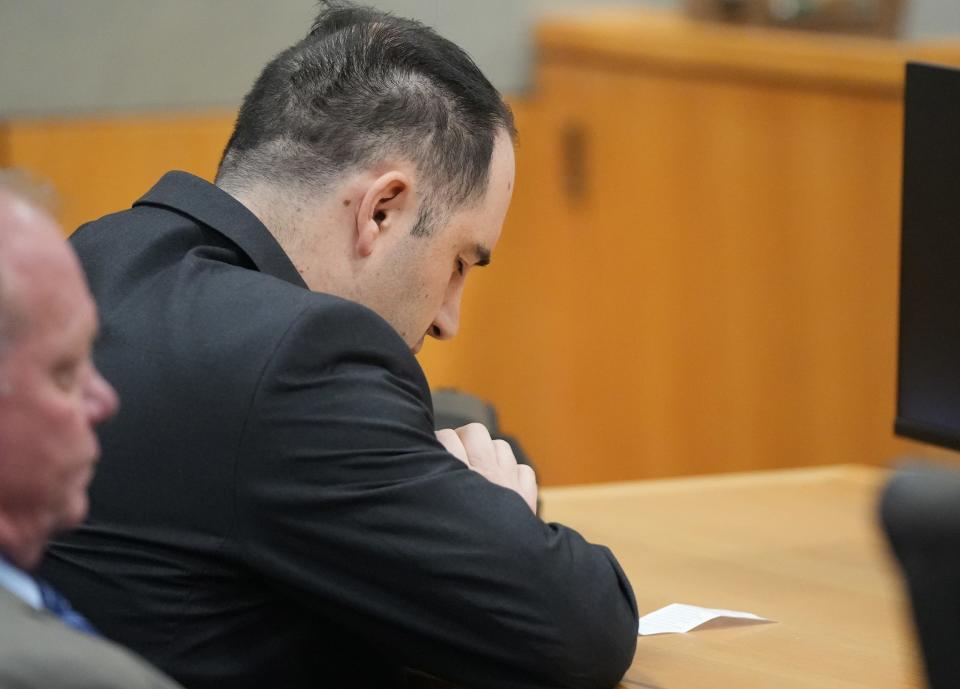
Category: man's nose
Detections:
[
  {"x1": 84, "y1": 367, "x2": 119, "y2": 424},
  {"x1": 430, "y1": 294, "x2": 462, "y2": 341}
]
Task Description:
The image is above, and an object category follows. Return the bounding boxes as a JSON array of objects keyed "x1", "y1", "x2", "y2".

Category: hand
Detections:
[{"x1": 436, "y1": 423, "x2": 538, "y2": 514}]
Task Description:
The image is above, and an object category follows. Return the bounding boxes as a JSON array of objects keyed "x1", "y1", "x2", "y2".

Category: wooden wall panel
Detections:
[
  {"x1": 529, "y1": 63, "x2": 911, "y2": 482},
  {"x1": 0, "y1": 123, "x2": 10, "y2": 168},
  {"x1": 1, "y1": 111, "x2": 235, "y2": 233}
]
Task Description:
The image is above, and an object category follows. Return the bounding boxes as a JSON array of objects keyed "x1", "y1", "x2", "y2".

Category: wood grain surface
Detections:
[{"x1": 540, "y1": 466, "x2": 922, "y2": 689}]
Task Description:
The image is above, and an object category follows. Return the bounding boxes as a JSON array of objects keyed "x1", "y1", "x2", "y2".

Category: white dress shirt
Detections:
[{"x1": 0, "y1": 555, "x2": 42, "y2": 609}]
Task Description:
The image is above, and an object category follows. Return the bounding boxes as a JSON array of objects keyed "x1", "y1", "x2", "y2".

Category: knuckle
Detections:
[
  {"x1": 521, "y1": 465, "x2": 539, "y2": 485},
  {"x1": 493, "y1": 438, "x2": 517, "y2": 461},
  {"x1": 435, "y1": 429, "x2": 459, "y2": 448},
  {"x1": 457, "y1": 422, "x2": 491, "y2": 440},
  {"x1": 456, "y1": 423, "x2": 496, "y2": 460}
]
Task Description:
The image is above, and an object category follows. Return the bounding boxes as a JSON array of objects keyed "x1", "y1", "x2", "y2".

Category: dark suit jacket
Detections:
[
  {"x1": 0, "y1": 586, "x2": 183, "y2": 689},
  {"x1": 40, "y1": 172, "x2": 638, "y2": 689}
]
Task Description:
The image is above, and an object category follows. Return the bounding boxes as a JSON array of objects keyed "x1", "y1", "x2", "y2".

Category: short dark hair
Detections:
[{"x1": 216, "y1": 1, "x2": 515, "y2": 235}]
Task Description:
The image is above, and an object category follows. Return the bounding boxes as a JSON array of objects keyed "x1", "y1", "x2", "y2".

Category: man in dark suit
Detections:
[
  {"x1": 41, "y1": 4, "x2": 639, "y2": 688},
  {"x1": 0, "y1": 173, "x2": 183, "y2": 689}
]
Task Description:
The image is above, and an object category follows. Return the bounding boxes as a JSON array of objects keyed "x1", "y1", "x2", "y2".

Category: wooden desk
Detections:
[{"x1": 540, "y1": 465, "x2": 922, "y2": 689}]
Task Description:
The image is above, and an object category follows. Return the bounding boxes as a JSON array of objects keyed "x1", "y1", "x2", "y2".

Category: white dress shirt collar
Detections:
[{"x1": 0, "y1": 555, "x2": 43, "y2": 609}]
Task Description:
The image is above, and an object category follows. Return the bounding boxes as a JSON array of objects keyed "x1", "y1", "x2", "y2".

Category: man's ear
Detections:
[{"x1": 355, "y1": 171, "x2": 412, "y2": 258}]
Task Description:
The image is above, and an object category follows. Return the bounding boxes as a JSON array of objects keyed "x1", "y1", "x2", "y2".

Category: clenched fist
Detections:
[{"x1": 436, "y1": 423, "x2": 538, "y2": 514}]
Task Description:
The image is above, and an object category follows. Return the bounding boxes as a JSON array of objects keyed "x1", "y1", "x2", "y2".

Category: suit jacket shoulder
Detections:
[{"x1": 0, "y1": 588, "x2": 182, "y2": 689}]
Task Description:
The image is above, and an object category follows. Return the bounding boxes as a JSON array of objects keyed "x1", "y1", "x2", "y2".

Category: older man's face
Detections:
[{"x1": 0, "y1": 194, "x2": 118, "y2": 569}]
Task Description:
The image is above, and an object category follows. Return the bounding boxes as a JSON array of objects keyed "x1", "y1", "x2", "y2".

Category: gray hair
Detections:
[
  {"x1": 0, "y1": 216, "x2": 14, "y2": 394},
  {"x1": 0, "y1": 170, "x2": 56, "y2": 386},
  {"x1": 0, "y1": 265, "x2": 10, "y2": 393},
  {"x1": 0, "y1": 262, "x2": 20, "y2": 365}
]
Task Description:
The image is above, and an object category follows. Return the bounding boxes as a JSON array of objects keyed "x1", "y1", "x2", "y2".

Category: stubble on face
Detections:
[{"x1": 373, "y1": 133, "x2": 517, "y2": 352}]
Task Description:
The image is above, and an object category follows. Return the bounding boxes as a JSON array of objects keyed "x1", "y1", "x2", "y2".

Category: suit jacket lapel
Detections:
[
  {"x1": 0, "y1": 584, "x2": 51, "y2": 625},
  {"x1": 134, "y1": 171, "x2": 307, "y2": 289}
]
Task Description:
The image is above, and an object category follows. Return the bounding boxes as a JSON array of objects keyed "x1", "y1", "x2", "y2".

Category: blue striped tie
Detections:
[{"x1": 37, "y1": 580, "x2": 100, "y2": 636}]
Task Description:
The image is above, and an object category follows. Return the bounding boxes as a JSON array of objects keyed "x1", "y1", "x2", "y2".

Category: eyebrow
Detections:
[{"x1": 473, "y1": 244, "x2": 491, "y2": 267}]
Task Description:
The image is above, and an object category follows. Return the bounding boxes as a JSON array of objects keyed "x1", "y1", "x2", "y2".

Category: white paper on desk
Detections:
[{"x1": 637, "y1": 603, "x2": 772, "y2": 636}]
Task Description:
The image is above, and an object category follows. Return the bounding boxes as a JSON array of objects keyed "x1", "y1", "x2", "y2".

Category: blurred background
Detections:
[{"x1": 3, "y1": 0, "x2": 960, "y2": 485}]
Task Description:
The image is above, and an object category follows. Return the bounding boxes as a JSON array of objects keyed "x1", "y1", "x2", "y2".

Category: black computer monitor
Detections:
[
  {"x1": 888, "y1": 61, "x2": 960, "y2": 689},
  {"x1": 895, "y1": 62, "x2": 960, "y2": 452}
]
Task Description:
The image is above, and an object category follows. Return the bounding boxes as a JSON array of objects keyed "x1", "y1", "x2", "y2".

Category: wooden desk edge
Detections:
[{"x1": 541, "y1": 464, "x2": 887, "y2": 502}]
